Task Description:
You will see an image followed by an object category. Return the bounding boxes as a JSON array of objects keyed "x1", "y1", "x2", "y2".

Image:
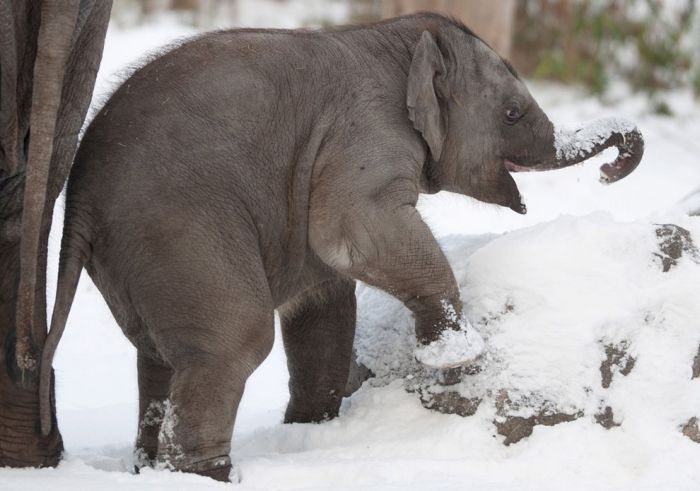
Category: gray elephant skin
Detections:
[
  {"x1": 40, "y1": 13, "x2": 643, "y2": 481},
  {"x1": 0, "y1": 0, "x2": 112, "y2": 468}
]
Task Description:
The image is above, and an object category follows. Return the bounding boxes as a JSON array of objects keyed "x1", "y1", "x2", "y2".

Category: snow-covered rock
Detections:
[
  {"x1": 354, "y1": 214, "x2": 700, "y2": 445},
  {"x1": 679, "y1": 188, "x2": 700, "y2": 216}
]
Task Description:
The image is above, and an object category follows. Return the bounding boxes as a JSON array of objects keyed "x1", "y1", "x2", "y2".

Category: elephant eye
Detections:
[{"x1": 505, "y1": 104, "x2": 522, "y2": 124}]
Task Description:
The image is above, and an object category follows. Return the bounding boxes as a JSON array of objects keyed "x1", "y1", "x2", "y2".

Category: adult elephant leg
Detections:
[
  {"x1": 0, "y1": 242, "x2": 62, "y2": 467},
  {"x1": 134, "y1": 350, "x2": 173, "y2": 469},
  {"x1": 0, "y1": 0, "x2": 111, "y2": 469},
  {"x1": 279, "y1": 277, "x2": 357, "y2": 423}
]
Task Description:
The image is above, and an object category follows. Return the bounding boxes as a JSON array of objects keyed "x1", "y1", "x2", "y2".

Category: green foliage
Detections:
[{"x1": 513, "y1": 0, "x2": 699, "y2": 111}]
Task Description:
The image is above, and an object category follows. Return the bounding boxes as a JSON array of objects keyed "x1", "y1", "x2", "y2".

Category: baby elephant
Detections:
[{"x1": 40, "y1": 13, "x2": 642, "y2": 481}]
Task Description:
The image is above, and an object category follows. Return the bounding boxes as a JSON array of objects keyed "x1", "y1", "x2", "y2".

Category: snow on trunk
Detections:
[
  {"x1": 552, "y1": 117, "x2": 644, "y2": 183},
  {"x1": 554, "y1": 117, "x2": 638, "y2": 161}
]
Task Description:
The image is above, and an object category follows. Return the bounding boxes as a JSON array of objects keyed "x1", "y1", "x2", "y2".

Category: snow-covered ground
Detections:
[{"x1": 3, "y1": 7, "x2": 700, "y2": 491}]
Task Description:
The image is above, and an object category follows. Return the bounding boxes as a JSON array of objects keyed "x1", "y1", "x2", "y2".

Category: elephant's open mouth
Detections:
[
  {"x1": 504, "y1": 159, "x2": 533, "y2": 173},
  {"x1": 497, "y1": 162, "x2": 526, "y2": 215}
]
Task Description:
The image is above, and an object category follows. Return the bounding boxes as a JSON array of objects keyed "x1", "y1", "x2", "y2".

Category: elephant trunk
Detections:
[
  {"x1": 508, "y1": 117, "x2": 644, "y2": 184},
  {"x1": 14, "y1": 0, "x2": 81, "y2": 372},
  {"x1": 553, "y1": 118, "x2": 644, "y2": 183}
]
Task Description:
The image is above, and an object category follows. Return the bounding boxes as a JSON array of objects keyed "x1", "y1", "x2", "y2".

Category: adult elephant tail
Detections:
[
  {"x1": 39, "y1": 200, "x2": 92, "y2": 436},
  {"x1": 14, "y1": 0, "x2": 81, "y2": 373}
]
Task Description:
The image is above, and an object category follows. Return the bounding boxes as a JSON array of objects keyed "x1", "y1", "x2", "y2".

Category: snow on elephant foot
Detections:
[
  {"x1": 413, "y1": 314, "x2": 485, "y2": 369},
  {"x1": 353, "y1": 213, "x2": 700, "y2": 445}
]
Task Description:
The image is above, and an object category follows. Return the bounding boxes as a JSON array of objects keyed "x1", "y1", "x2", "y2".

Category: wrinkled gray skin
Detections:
[
  {"x1": 0, "y1": 0, "x2": 111, "y2": 468},
  {"x1": 42, "y1": 13, "x2": 642, "y2": 481}
]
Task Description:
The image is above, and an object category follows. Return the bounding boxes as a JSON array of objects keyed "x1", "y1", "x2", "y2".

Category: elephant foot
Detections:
[
  {"x1": 284, "y1": 394, "x2": 342, "y2": 424},
  {"x1": 151, "y1": 453, "x2": 235, "y2": 482},
  {"x1": 284, "y1": 408, "x2": 338, "y2": 424},
  {"x1": 414, "y1": 322, "x2": 485, "y2": 369},
  {"x1": 179, "y1": 455, "x2": 234, "y2": 482}
]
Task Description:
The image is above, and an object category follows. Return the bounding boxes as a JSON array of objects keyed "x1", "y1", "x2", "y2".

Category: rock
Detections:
[
  {"x1": 494, "y1": 390, "x2": 581, "y2": 445},
  {"x1": 494, "y1": 412, "x2": 580, "y2": 446},
  {"x1": 653, "y1": 224, "x2": 700, "y2": 272},
  {"x1": 693, "y1": 346, "x2": 700, "y2": 380},
  {"x1": 494, "y1": 416, "x2": 538, "y2": 446},
  {"x1": 682, "y1": 417, "x2": 700, "y2": 443},
  {"x1": 595, "y1": 406, "x2": 621, "y2": 429},
  {"x1": 600, "y1": 341, "x2": 636, "y2": 389},
  {"x1": 418, "y1": 387, "x2": 481, "y2": 417},
  {"x1": 438, "y1": 367, "x2": 463, "y2": 386},
  {"x1": 410, "y1": 368, "x2": 482, "y2": 417}
]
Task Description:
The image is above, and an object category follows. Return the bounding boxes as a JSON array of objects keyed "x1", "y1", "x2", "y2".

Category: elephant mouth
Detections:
[
  {"x1": 499, "y1": 162, "x2": 527, "y2": 215},
  {"x1": 504, "y1": 159, "x2": 533, "y2": 173}
]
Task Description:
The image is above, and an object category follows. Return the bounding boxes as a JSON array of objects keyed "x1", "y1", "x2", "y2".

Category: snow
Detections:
[
  {"x1": 3, "y1": 7, "x2": 700, "y2": 491},
  {"x1": 157, "y1": 400, "x2": 182, "y2": 467},
  {"x1": 554, "y1": 116, "x2": 638, "y2": 162},
  {"x1": 551, "y1": 116, "x2": 643, "y2": 184},
  {"x1": 355, "y1": 215, "x2": 700, "y2": 428},
  {"x1": 680, "y1": 188, "x2": 700, "y2": 216},
  {"x1": 412, "y1": 310, "x2": 485, "y2": 369}
]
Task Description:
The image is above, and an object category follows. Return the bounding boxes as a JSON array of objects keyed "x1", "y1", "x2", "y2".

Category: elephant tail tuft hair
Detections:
[{"x1": 40, "y1": 203, "x2": 93, "y2": 436}]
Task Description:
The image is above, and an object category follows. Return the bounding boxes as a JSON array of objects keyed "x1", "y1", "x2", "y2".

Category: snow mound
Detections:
[{"x1": 355, "y1": 214, "x2": 700, "y2": 444}]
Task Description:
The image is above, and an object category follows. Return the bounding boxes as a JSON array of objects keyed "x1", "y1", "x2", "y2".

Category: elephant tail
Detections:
[{"x1": 40, "y1": 203, "x2": 92, "y2": 436}]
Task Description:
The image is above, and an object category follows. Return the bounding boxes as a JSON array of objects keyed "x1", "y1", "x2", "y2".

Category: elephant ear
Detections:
[{"x1": 407, "y1": 31, "x2": 446, "y2": 161}]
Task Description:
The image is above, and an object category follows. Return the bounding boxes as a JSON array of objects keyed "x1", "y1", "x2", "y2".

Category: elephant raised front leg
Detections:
[{"x1": 310, "y1": 192, "x2": 481, "y2": 369}]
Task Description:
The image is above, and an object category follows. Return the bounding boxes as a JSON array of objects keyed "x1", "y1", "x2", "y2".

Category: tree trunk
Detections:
[{"x1": 382, "y1": 0, "x2": 516, "y2": 58}]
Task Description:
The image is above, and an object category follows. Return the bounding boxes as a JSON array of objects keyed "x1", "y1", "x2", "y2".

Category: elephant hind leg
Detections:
[
  {"x1": 155, "y1": 307, "x2": 274, "y2": 482},
  {"x1": 135, "y1": 257, "x2": 275, "y2": 482},
  {"x1": 134, "y1": 350, "x2": 173, "y2": 470},
  {"x1": 279, "y1": 276, "x2": 357, "y2": 423}
]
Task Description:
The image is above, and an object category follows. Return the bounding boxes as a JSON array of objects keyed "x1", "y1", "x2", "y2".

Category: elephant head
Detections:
[{"x1": 407, "y1": 23, "x2": 644, "y2": 212}]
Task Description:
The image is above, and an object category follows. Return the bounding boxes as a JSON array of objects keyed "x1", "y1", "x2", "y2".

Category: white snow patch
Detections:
[
  {"x1": 679, "y1": 188, "x2": 700, "y2": 216},
  {"x1": 412, "y1": 298, "x2": 485, "y2": 368},
  {"x1": 554, "y1": 117, "x2": 638, "y2": 161},
  {"x1": 140, "y1": 400, "x2": 165, "y2": 429},
  {"x1": 156, "y1": 400, "x2": 182, "y2": 468},
  {"x1": 413, "y1": 319, "x2": 485, "y2": 369}
]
